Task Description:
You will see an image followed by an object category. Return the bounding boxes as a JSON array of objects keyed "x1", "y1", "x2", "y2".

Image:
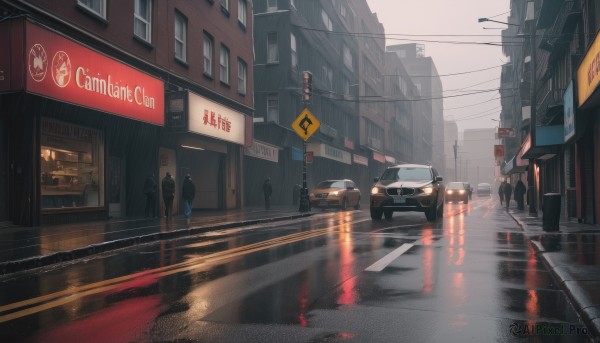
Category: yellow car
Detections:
[{"x1": 309, "y1": 179, "x2": 361, "y2": 211}]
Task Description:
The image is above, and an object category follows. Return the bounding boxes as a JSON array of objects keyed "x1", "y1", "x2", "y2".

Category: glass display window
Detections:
[{"x1": 40, "y1": 118, "x2": 104, "y2": 209}]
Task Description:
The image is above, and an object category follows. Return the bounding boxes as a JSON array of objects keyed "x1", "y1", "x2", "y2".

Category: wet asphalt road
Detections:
[{"x1": 0, "y1": 197, "x2": 593, "y2": 342}]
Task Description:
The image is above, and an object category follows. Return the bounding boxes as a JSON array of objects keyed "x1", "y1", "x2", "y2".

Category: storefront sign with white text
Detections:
[{"x1": 25, "y1": 22, "x2": 164, "y2": 125}]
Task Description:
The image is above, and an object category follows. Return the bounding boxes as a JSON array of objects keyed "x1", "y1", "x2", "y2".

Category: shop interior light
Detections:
[{"x1": 181, "y1": 145, "x2": 205, "y2": 151}]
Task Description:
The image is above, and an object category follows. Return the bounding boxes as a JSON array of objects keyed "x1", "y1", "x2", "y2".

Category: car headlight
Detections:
[
  {"x1": 446, "y1": 190, "x2": 453, "y2": 194},
  {"x1": 309, "y1": 193, "x2": 314, "y2": 197},
  {"x1": 371, "y1": 187, "x2": 383, "y2": 195},
  {"x1": 422, "y1": 187, "x2": 434, "y2": 194},
  {"x1": 459, "y1": 190, "x2": 465, "y2": 194},
  {"x1": 331, "y1": 190, "x2": 339, "y2": 196}
]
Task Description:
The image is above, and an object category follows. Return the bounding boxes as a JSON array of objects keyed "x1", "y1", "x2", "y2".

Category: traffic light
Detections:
[{"x1": 302, "y1": 71, "x2": 312, "y2": 104}]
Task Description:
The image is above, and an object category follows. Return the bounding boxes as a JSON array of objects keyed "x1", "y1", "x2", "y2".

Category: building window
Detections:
[
  {"x1": 322, "y1": 64, "x2": 333, "y2": 90},
  {"x1": 40, "y1": 118, "x2": 104, "y2": 210},
  {"x1": 238, "y1": 0, "x2": 247, "y2": 26},
  {"x1": 267, "y1": 32, "x2": 279, "y2": 63},
  {"x1": 220, "y1": 45, "x2": 230, "y2": 84},
  {"x1": 134, "y1": 0, "x2": 152, "y2": 43},
  {"x1": 174, "y1": 12, "x2": 187, "y2": 62},
  {"x1": 78, "y1": 0, "x2": 106, "y2": 18},
  {"x1": 203, "y1": 33, "x2": 214, "y2": 77},
  {"x1": 343, "y1": 44, "x2": 353, "y2": 71},
  {"x1": 267, "y1": 93, "x2": 279, "y2": 123},
  {"x1": 321, "y1": 9, "x2": 333, "y2": 31},
  {"x1": 222, "y1": 0, "x2": 229, "y2": 12},
  {"x1": 267, "y1": 0, "x2": 277, "y2": 12},
  {"x1": 291, "y1": 32, "x2": 297, "y2": 70},
  {"x1": 238, "y1": 59, "x2": 247, "y2": 95}
]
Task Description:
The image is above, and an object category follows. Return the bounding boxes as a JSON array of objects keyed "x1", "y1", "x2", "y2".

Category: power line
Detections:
[
  {"x1": 444, "y1": 94, "x2": 516, "y2": 111},
  {"x1": 385, "y1": 64, "x2": 503, "y2": 78},
  {"x1": 444, "y1": 78, "x2": 500, "y2": 92}
]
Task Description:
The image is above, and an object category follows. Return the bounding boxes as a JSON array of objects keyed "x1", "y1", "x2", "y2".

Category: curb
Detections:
[
  {"x1": 509, "y1": 212, "x2": 600, "y2": 342},
  {"x1": 0, "y1": 213, "x2": 313, "y2": 276}
]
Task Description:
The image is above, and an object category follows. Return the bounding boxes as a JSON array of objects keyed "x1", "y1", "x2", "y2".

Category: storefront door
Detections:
[{"x1": 108, "y1": 156, "x2": 125, "y2": 218}]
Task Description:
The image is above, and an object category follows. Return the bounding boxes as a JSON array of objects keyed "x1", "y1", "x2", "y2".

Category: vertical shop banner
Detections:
[
  {"x1": 564, "y1": 81, "x2": 575, "y2": 142},
  {"x1": 494, "y1": 145, "x2": 505, "y2": 158},
  {"x1": 25, "y1": 22, "x2": 164, "y2": 125}
]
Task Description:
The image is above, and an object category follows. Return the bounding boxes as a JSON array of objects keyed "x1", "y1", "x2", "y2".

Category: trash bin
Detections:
[{"x1": 542, "y1": 193, "x2": 561, "y2": 231}]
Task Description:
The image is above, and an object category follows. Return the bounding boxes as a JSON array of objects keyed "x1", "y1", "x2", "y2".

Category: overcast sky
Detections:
[{"x1": 366, "y1": 0, "x2": 510, "y2": 134}]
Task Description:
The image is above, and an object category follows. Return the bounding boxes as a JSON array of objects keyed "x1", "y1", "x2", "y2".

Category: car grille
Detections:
[
  {"x1": 386, "y1": 188, "x2": 415, "y2": 196},
  {"x1": 315, "y1": 193, "x2": 328, "y2": 199}
]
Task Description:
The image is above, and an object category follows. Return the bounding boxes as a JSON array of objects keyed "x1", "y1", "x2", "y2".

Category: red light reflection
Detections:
[{"x1": 337, "y1": 215, "x2": 358, "y2": 305}]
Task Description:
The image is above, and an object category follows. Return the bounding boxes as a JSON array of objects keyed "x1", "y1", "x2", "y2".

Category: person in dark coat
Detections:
[
  {"x1": 263, "y1": 177, "x2": 273, "y2": 210},
  {"x1": 514, "y1": 179, "x2": 526, "y2": 210},
  {"x1": 504, "y1": 181, "x2": 513, "y2": 210},
  {"x1": 143, "y1": 173, "x2": 157, "y2": 218},
  {"x1": 182, "y1": 174, "x2": 196, "y2": 221},
  {"x1": 498, "y1": 182, "x2": 505, "y2": 206},
  {"x1": 161, "y1": 172, "x2": 175, "y2": 219}
]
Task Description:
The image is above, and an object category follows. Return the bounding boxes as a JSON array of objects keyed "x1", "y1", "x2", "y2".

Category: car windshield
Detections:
[
  {"x1": 447, "y1": 182, "x2": 465, "y2": 190},
  {"x1": 380, "y1": 167, "x2": 432, "y2": 181},
  {"x1": 316, "y1": 181, "x2": 345, "y2": 189}
]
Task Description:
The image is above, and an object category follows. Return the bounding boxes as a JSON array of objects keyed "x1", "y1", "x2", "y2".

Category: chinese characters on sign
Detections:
[{"x1": 203, "y1": 109, "x2": 232, "y2": 133}]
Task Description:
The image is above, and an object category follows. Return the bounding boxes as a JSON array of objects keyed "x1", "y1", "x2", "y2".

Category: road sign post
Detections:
[{"x1": 292, "y1": 107, "x2": 319, "y2": 212}]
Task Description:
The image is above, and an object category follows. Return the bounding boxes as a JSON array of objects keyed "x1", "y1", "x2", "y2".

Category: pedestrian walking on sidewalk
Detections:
[
  {"x1": 182, "y1": 174, "x2": 195, "y2": 223},
  {"x1": 263, "y1": 177, "x2": 273, "y2": 210},
  {"x1": 498, "y1": 182, "x2": 505, "y2": 206},
  {"x1": 514, "y1": 179, "x2": 526, "y2": 210},
  {"x1": 162, "y1": 172, "x2": 175, "y2": 219},
  {"x1": 504, "y1": 181, "x2": 513, "y2": 210},
  {"x1": 143, "y1": 173, "x2": 157, "y2": 218}
]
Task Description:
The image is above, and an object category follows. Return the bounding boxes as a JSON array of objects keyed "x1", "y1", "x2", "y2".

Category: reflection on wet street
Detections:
[{"x1": 0, "y1": 197, "x2": 593, "y2": 342}]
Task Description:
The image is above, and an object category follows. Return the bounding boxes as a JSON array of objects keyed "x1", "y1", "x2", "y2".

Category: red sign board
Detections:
[
  {"x1": 25, "y1": 22, "x2": 164, "y2": 125},
  {"x1": 497, "y1": 128, "x2": 515, "y2": 138},
  {"x1": 305, "y1": 151, "x2": 313, "y2": 164},
  {"x1": 372, "y1": 151, "x2": 386, "y2": 163},
  {"x1": 494, "y1": 145, "x2": 505, "y2": 158}
]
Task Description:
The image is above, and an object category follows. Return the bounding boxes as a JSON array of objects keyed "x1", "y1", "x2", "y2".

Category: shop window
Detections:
[
  {"x1": 40, "y1": 119, "x2": 104, "y2": 210},
  {"x1": 267, "y1": 0, "x2": 277, "y2": 12}
]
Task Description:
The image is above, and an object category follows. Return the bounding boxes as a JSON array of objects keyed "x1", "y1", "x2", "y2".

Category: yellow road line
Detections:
[{"x1": 0, "y1": 227, "x2": 337, "y2": 322}]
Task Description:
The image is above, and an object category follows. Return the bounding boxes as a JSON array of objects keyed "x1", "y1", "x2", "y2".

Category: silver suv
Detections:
[{"x1": 370, "y1": 164, "x2": 444, "y2": 221}]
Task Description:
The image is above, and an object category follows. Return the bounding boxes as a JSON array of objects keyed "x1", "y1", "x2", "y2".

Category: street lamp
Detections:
[
  {"x1": 478, "y1": 18, "x2": 520, "y2": 27},
  {"x1": 478, "y1": 14, "x2": 537, "y2": 216}
]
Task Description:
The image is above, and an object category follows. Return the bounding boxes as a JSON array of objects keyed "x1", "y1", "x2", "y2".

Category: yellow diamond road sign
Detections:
[{"x1": 292, "y1": 108, "x2": 320, "y2": 141}]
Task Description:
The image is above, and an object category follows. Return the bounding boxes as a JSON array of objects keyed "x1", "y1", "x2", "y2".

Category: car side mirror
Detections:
[
  {"x1": 435, "y1": 176, "x2": 443, "y2": 182},
  {"x1": 374, "y1": 177, "x2": 380, "y2": 182},
  {"x1": 347, "y1": 187, "x2": 354, "y2": 190}
]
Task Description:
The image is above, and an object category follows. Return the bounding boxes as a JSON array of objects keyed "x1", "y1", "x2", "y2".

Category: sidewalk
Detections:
[
  {"x1": 0, "y1": 205, "x2": 311, "y2": 275},
  {"x1": 507, "y1": 204, "x2": 600, "y2": 341}
]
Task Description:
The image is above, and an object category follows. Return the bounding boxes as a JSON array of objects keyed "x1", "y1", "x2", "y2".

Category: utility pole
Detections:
[
  {"x1": 453, "y1": 140, "x2": 458, "y2": 181},
  {"x1": 298, "y1": 71, "x2": 313, "y2": 213},
  {"x1": 528, "y1": 21, "x2": 538, "y2": 216}
]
